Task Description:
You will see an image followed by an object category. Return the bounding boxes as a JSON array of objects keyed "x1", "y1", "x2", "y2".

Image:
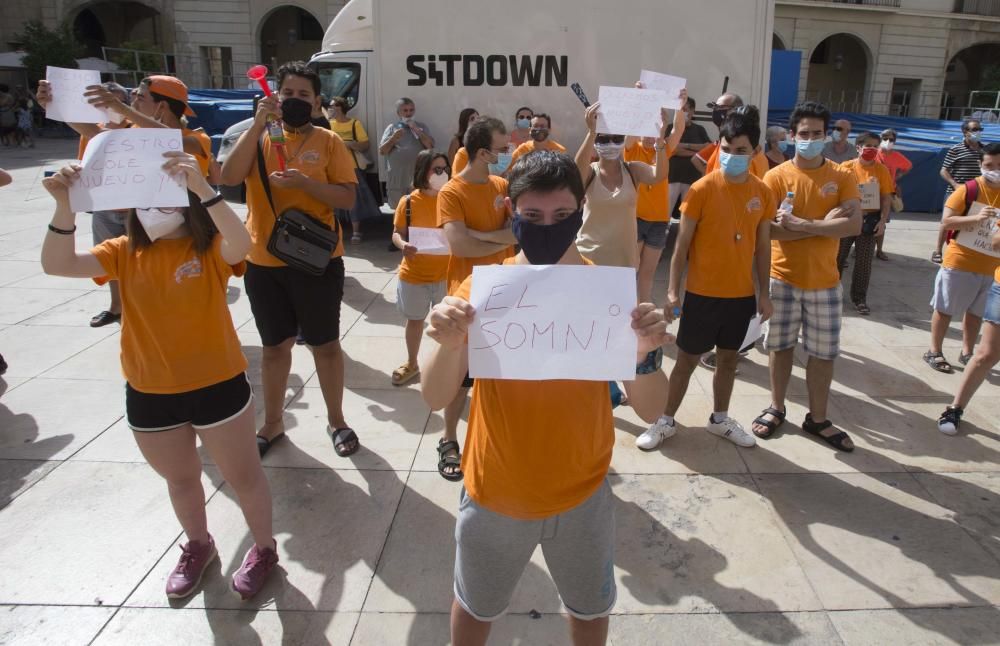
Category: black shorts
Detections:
[
  {"x1": 676, "y1": 292, "x2": 757, "y2": 356},
  {"x1": 244, "y1": 258, "x2": 345, "y2": 347},
  {"x1": 126, "y1": 372, "x2": 253, "y2": 432}
]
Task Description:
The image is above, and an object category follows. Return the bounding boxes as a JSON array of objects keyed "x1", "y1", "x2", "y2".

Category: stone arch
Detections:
[
  {"x1": 804, "y1": 32, "x2": 873, "y2": 112},
  {"x1": 257, "y1": 4, "x2": 325, "y2": 70},
  {"x1": 942, "y1": 42, "x2": 1000, "y2": 121}
]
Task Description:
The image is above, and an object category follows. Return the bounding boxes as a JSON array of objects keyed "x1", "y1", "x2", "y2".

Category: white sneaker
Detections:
[
  {"x1": 636, "y1": 416, "x2": 676, "y2": 451},
  {"x1": 706, "y1": 416, "x2": 757, "y2": 447}
]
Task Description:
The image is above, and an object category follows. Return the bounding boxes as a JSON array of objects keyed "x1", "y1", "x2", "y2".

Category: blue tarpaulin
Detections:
[
  {"x1": 184, "y1": 89, "x2": 256, "y2": 154},
  {"x1": 768, "y1": 109, "x2": 1000, "y2": 212}
]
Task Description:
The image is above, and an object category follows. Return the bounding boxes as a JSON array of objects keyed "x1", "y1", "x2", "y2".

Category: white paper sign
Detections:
[
  {"x1": 596, "y1": 86, "x2": 670, "y2": 138},
  {"x1": 955, "y1": 202, "x2": 1000, "y2": 258},
  {"x1": 468, "y1": 264, "x2": 638, "y2": 381},
  {"x1": 408, "y1": 226, "x2": 450, "y2": 255},
  {"x1": 740, "y1": 314, "x2": 764, "y2": 351},
  {"x1": 68, "y1": 128, "x2": 189, "y2": 212},
  {"x1": 45, "y1": 66, "x2": 106, "y2": 124},
  {"x1": 859, "y1": 181, "x2": 880, "y2": 210},
  {"x1": 638, "y1": 70, "x2": 686, "y2": 110}
]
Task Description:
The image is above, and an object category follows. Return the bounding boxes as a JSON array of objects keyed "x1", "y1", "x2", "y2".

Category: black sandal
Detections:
[
  {"x1": 854, "y1": 302, "x2": 871, "y2": 316},
  {"x1": 437, "y1": 439, "x2": 463, "y2": 482},
  {"x1": 330, "y1": 427, "x2": 360, "y2": 457},
  {"x1": 256, "y1": 432, "x2": 285, "y2": 458},
  {"x1": 90, "y1": 310, "x2": 121, "y2": 327},
  {"x1": 802, "y1": 413, "x2": 854, "y2": 452},
  {"x1": 752, "y1": 406, "x2": 785, "y2": 439},
  {"x1": 923, "y1": 351, "x2": 953, "y2": 374}
]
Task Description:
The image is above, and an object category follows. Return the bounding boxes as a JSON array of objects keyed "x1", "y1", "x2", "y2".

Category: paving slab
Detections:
[
  {"x1": 0, "y1": 323, "x2": 117, "y2": 388},
  {"x1": 0, "y1": 605, "x2": 115, "y2": 646},
  {"x1": 828, "y1": 607, "x2": 1000, "y2": 646}
]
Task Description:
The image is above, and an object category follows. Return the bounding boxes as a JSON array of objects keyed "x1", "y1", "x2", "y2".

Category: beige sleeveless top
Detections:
[{"x1": 576, "y1": 160, "x2": 638, "y2": 268}]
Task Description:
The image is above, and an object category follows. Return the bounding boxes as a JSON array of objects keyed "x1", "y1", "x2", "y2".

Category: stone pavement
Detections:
[{"x1": 2, "y1": 138, "x2": 1000, "y2": 645}]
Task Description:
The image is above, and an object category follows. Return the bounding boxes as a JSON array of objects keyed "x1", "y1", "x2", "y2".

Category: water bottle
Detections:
[{"x1": 779, "y1": 191, "x2": 795, "y2": 215}]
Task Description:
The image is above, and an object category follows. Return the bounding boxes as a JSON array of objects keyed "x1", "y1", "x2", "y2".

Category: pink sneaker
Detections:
[
  {"x1": 231, "y1": 540, "x2": 279, "y2": 600},
  {"x1": 165, "y1": 535, "x2": 218, "y2": 599}
]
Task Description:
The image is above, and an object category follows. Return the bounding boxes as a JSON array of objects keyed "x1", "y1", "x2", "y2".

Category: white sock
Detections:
[
  {"x1": 711, "y1": 411, "x2": 728, "y2": 423},
  {"x1": 659, "y1": 415, "x2": 675, "y2": 426}
]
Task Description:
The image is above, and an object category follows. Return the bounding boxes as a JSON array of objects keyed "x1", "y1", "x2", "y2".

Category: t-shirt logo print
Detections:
[
  {"x1": 493, "y1": 195, "x2": 505, "y2": 212},
  {"x1": 821, "y1": 181, "x2": 839, "y2": 197},
  {"x1": 174, "y1": 257, "x2": 203, "y2": 284},
  {"x1": 746, "y1": 197, "x2": 762, "y2": 212},
  {"x1": 300, "y1": 150, "x2": 321, "y2": 164}
]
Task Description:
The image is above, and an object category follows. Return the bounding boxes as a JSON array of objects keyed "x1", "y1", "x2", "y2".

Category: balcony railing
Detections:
[
  {"x1": 954, "y1": 0, "x2": 1000, "y2": 17},
  {"x1": 788, "y1": 0, "x2": 902, "y2": 7}
]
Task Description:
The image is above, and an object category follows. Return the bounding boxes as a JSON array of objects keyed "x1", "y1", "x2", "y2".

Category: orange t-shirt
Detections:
[
  {"x1": 943, "y1": 179, "x2": 1000, "y2": 277},
  {"x1": 509, "y1": 138, "x2": 567, "y2": 166},
  {"x1": 454, "y1": 259, "x2": 613, "y2": 520},
  {"x1": 436, "y1": 174, "x2": 514, "y2": 293},
  {"x1": 624, "y1": 142, "x2": 670, "y2": 222},
  {"x1": 681, "y1": 170, "x2": 774, "y2": 298},
  {"x1": 90, "y1": 235, "x2": 248, "y2": 394},
  {"x1": 183, "y1": 127, "x2": 213, "y2": 177},
  {"x1": 453, "y1": 147, "x2": 469, "y2": 174},
  {"x1": 244, "y1": 127, "x2": 357, "y2": 266},
  {"x1": 840, "y1": 159, "x2": 893, "y2": 213},
  {"x1": 763, "y1": 159, "x2": 861, "y2": 290},
  {"x1": 393, "y1": 189, "x2": 449, "y2": 284},
  {"x1": 697, "y1": 142, "x2": 769, "y2": 179}
]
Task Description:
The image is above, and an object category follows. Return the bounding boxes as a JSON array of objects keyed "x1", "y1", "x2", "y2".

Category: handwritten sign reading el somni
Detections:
[{"x1": 468, "y1": 264, "x2": 638, "y2": 381}]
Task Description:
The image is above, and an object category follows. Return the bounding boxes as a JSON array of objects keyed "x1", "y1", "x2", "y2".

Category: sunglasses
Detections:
[
  {"x1": 967, "y1": 128, "x2": 984, "y2": 133},
  {"x1": 881, "y1": 136, "x2": 895, "y2": 141},
  {"x1": 595, "y1": 134, "x2": 625, "y2": 145},
  {"x1": 833, "y1": 127, "x2": 846, "y2": 132},
  {"x1": 430, "y1": 166, "x2": 448, "y2": 174}
]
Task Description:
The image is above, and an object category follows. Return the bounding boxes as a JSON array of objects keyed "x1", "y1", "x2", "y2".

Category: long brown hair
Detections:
[{"x1": 126, "y1": 190, "x2": 217, "y2": 254}]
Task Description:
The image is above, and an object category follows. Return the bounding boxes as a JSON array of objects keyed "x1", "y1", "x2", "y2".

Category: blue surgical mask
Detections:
[
  {"x1": 719, "y1": 152, "x2": 750, "y2": 177},
  {"x1": 777, "y1": 140, "x2": 790, "y2": 153},
  {"x1": 831, "y1": 130, "x2": 842, "y2": 143},
  {"x1": 796, "y1": 139, "x2": 826, "y2": 160},
  {"x1": 516, "y1": 118, "x2": 531, "y2": 129},
  {"x1": 488, "y1": 151, "x2": 512, "y2": 175},
  {"x1": 968, "y1": 131, "x2": 982, "y2": 142}
]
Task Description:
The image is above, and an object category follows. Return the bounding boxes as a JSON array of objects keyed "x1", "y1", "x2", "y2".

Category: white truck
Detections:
[{"x1": 221, "y1": 0, "x2": 774, "y2": 196}]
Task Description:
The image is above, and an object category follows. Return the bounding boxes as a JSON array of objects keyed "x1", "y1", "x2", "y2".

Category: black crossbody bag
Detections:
[{"x1": 257, "y1": 141, "x2": 340, "y2": 275}]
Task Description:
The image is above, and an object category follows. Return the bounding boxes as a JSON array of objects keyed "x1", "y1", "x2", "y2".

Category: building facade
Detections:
[{"x1": 775, "y1": 0, "x2": 1000, "y2": 120}]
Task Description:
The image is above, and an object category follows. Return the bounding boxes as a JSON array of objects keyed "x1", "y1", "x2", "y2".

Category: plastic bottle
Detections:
[{"x1": 779, "y1": 191, "x2": 795, "y2": 215}]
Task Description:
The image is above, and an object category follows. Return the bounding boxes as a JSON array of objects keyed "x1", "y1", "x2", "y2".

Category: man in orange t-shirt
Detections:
[
  {"x1": 637, "y1": 108, "x2": 774, "y2": 452},
  {"x1": 752, "y1": 101, "x2": 861, "y2": 452},
  {"x1": 693, "y1": 94, "x2": 768, "y2": 180},
  {"x1": 925, "y1": 144, "x2": 1000, "y2": 378},
  {"x1": 220, "y1": 61, "x2": 359, "y2": 459},
  {"x1": 836, "y1": 131, "x2": 893, "y2": 314},
  {"x1": 508, "y1": 113, "x2": 566, "y2": 166},
  {"x1": 435, "y1": 116, "x2": 516, "y2": 474},
  {"x1": 421, "y1": 150, "x2": 669, "y2": 646}
]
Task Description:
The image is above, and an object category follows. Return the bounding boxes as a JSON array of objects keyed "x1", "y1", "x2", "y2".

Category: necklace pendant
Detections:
[{"x1": 735, "y1": 233, "x2": 743, "y2": 241}]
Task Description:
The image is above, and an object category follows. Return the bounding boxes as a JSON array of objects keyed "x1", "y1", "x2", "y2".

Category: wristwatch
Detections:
[{"x1": 636, "y1": 347, "x2": 664, "y2": 375}]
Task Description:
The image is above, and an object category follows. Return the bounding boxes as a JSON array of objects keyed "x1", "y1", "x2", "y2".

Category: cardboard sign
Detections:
[
  {"x1": 68, "y1": 128, "x2": 189, "y2": 212},
  {"x1": 45, "y1": 66, "x2": 106, "y2": 124},
  {"x1": 596, "y1": 86, "x2": 669, "y2": 138},
  {"x1": 468, "y1": 264, "x2": 638, "y2": 381},
  {"x1": 408, "y1": 227, "x2": 450, "y2": 255},
  {"x1": 638, "y1": 70, "x2": 686, "y2": 110},
  {"x1": 859, "y1": 181, "x2": 880, "y2": 211},
  {"x1": 955, "y1": 202, "x2": 1000, "y2": 258}
]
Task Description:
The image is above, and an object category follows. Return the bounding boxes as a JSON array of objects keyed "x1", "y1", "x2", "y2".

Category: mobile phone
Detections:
[{"x1": 571, "y1": 83, "x2": 590, "y2": 108}]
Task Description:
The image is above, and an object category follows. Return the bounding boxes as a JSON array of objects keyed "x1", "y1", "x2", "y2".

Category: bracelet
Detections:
[
  {"x1": 636, "y1": 347, "x2": 664, "y2": 375},
  {"x1": 201, "y1": 193, "x2": 225, "y2": 207},
  {"x1": 47, "y1": 223, "x2": 76, "y2": 235}
]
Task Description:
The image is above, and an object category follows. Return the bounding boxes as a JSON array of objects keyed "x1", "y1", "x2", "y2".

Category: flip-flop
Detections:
[
  {"x1": 330, "y1": 426, "x2": 360, "y2": 457},
  {"x1": 256, "y1": 432, "x2": 285, "y2": 458},
  {"x1": 90, "y1": 310, "x2": 121, "y2": 327}
]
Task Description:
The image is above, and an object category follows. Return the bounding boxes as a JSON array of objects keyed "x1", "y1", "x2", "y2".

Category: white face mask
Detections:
[
  {"x1": 982, "y1": 168, "x2": 1000, "y2": 185},
  {"x1": 428, "y1": 171, "x2": 448, "y2": 191},
  {"x1": 880, "y1": 140, "x2": 894, "y2": 152},
  {"x1": 594, "y1": 142, "x2": 624, "y2": 159},
  {"x1": 136, "y1": 207, "x2": 185, "y2": 241}
]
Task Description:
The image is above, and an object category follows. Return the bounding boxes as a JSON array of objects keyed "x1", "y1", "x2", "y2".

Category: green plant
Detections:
[
  {"x1": 13, "y1": 21, "x2": 82, "y2": 84},
  {"x1": 110, "y1": 40, "x2": 166, "y2": 73}
]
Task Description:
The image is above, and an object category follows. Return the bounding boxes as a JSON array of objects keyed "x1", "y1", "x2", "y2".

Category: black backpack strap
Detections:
[
  {"x1": 404, "y1": 194, "x2": 412, "y2": 241},
  {"x1": 351, "y1": 119, "x2": 357, "y2": 140},
  {"x1": 256, "y1": 138, "x2": 277, "y2": 218}
]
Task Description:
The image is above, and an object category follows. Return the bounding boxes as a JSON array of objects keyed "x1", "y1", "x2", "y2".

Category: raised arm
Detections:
[
  {"x1": 575, "y1": 103, "x2": 600, "y2": 182},
  {"x1": 220, "y1": 94, "x2": 279, "y2": 186},
  {"x1": 40, "y1": 165, "x2": 106, "y2": 278}
]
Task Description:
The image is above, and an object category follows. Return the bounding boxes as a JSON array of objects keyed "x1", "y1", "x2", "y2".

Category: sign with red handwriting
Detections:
[
  {"x1": 468, "y1": 264, "x2": 638, "y2": 381},
  {"x1": 68, "y1": 128, "x2": 189, "y2": 212}
]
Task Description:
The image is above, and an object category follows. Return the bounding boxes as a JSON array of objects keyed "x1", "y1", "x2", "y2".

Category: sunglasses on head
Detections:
[{"x1": 595, "y1": 134, "x2": 625, "y2": 145}]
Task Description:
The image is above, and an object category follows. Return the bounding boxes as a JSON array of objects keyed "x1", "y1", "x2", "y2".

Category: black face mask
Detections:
[
  {"x1": 711, "y1": 108, "x2": 728, "y2": 127},
  {"x1": 530, "y1": 128, "x2": 549, "y2": 142},
  {"x1": 511, "y1": 209, "x2": 584, "y2": 265},
  {"x1": 281, "y1": 98, "x2": 313, "y2": 128}
]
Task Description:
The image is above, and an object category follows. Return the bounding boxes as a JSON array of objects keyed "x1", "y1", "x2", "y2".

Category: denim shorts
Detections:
[{"x1": 985, "y1": 281, "x2": 1000, "y2": 325}]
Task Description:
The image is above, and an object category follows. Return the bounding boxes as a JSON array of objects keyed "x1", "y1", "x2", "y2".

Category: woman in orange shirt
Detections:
[{"x1": 39, "y1": 152, "x2": 277, "y2": 602}]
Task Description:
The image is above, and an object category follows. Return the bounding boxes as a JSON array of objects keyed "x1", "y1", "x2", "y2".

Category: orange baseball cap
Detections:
[{"x1": 145, "y1": 75, "x2": 196, "y2": 117}]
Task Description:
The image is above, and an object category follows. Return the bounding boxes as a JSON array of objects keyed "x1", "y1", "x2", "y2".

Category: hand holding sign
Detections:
[
  {"x1": 467, "y1": 264, "x2": 639, "y2": 381},
  {"x1": 44, "y1": 67, "x2": 107, "y2": 124},
  {"x1": 428, "y1": 296, "x2": 476, "y2": 350},
  {"x1": 68, "y1": 128, "x2": 189, "y2": 212},
  {"x1": 955, "y1": 202, "x2": 1000, "y2": 258},
  {"x1": 595, "y1": 86, "x2": 671, "y2": 138}
]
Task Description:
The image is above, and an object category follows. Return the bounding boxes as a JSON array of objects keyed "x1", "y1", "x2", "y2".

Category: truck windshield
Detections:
[{"x1": 314, "y1": 62, "x2": 361, "y2": 106}]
